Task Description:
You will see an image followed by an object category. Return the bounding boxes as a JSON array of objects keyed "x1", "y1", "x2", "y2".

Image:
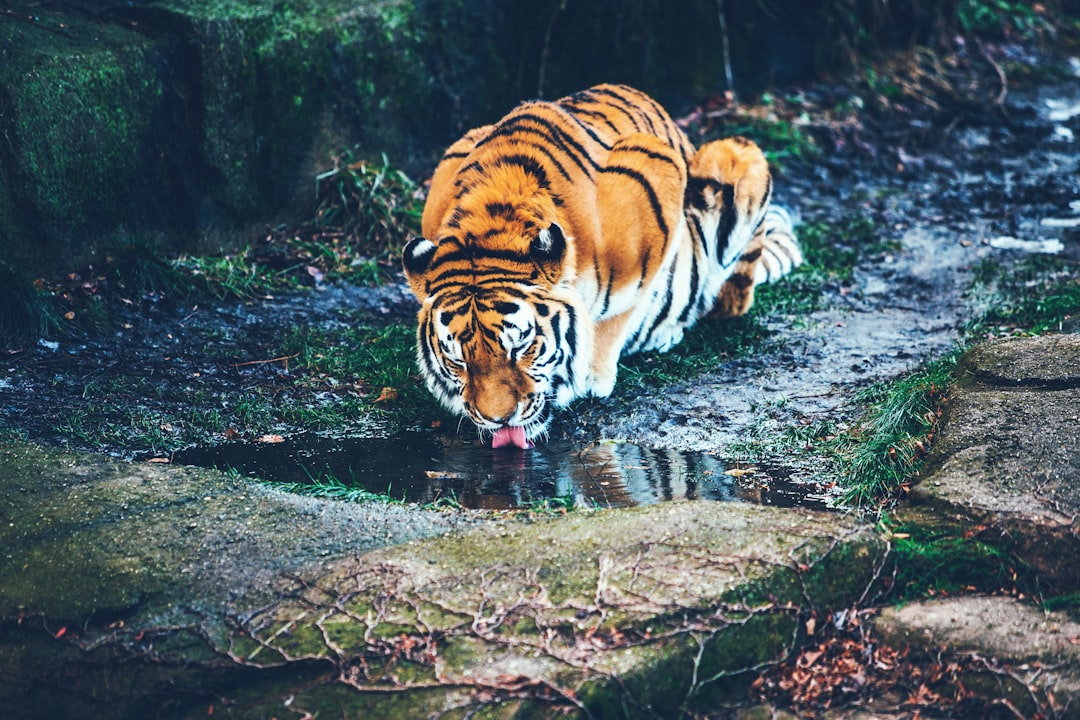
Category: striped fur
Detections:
[{"x1": 403, "y1": 84, "x2": 801, "y2": 442}]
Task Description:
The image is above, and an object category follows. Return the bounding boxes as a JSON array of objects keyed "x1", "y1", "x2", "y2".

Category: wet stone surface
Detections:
[{"x1": 905, "y1": 334, "x2": 1080, "y2": 591}]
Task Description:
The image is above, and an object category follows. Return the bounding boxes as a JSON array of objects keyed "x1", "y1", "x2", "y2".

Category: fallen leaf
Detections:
[
  {"x1": 256, "y1": 434, "x2": 285, "y2": 444},
  {"x1": 723, "y1": 467, "x2": 756, "y2": 477},
  {"x1": 146, "y1": 457, "x2": 171, "y2": 463},
  {"x1": 376, "y1": 387, "x2": 399, "y2": 403}
]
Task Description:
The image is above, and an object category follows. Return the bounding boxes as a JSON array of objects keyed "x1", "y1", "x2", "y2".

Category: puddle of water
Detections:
[{"x1": 169, "y1": 434, "x2": 828, "y2": 511}]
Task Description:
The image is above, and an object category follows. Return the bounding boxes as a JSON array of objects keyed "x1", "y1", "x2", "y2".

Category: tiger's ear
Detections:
[
  {"x1": 403, "y1": 236, "x2": 437, "y2": 297},
  {"x1": 530, "y1": 222, "x2": 566, "y2": 264}
]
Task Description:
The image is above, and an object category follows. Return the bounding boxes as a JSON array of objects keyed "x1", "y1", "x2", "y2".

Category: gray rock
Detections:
[
  {"x1": 874, "y1": 596, "x2": 1080, "y2": 719},
  {"x1": 906, "y1": 334, "x2": 1080, "y2": 590}
]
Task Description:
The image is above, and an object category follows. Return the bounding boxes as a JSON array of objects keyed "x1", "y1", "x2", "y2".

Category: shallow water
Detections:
[{"x1": 171, "y1": 433, "x2": 828, "y2": 510}]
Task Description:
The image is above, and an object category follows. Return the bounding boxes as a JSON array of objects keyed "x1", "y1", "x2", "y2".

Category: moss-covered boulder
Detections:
[
  {"x1": 0, "y1": 441, "x2": 889, "y2": 719},
  {"x1": 0, "y1": 0, "x2": 446, "y2": 275}
]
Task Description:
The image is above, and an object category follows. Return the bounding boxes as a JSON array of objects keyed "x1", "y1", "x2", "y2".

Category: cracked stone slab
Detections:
[{"x1": 873, "y1": 596, "x2": 1080, "y2": 718}]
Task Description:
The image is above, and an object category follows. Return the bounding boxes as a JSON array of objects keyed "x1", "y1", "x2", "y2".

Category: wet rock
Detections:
[
  {"x1": 873, "y1": 596, "x2": 1080, "y2": 718},
  {"x1": 956, "y1": 333, "x2": 1080, "y2": 387},
  {"x1": 0, "y1": 442, "x2": 479, "y2": 622},
  {"x1": 0, "y1": 440, "x2": 889, "y2": 718},
  {"x1": 904, "y1": 335, "x2": 1080, "y2": 591}
]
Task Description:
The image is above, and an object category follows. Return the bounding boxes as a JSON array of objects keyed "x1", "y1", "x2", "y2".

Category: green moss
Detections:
[
  {"x1": 886, "y1": 521, "x2": 1020, "y2": 599},
  {"x1": 275, "y1": 323, "x2": 451, "y2": 430},
  {"x1": 9, "y1": 36, "x2": 162, "y2": 237}
]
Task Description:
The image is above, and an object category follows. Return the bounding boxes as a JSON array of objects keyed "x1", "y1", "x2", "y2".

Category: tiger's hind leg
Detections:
[
  {"x1": 686, "y1": 136, "x2": 772, "y2": 273},
  {"x1": 712, "y1": 206, "x2": 801, "y2": 318}
]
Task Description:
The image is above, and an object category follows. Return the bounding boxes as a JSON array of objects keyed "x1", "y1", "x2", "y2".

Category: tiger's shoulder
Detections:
[{"x1": 420, "y1": 84, "x2": 692, "y2": 238}]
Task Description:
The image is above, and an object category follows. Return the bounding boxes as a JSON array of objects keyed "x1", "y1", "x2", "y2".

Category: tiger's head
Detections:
[{"x1": 401, "y1": 165, "x2": 592, "y2": 448}]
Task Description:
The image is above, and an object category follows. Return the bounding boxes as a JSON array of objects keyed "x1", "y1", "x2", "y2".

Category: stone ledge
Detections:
[
  {"x1": 0, "y1": 441, "x2": 888, "y2": 719},
  {"x1": 904, "y1": 335, "x2": 1080, "y2": 591},
  {"x1": 873, "y1": 595, "x2": 1080, "y2": 719}
]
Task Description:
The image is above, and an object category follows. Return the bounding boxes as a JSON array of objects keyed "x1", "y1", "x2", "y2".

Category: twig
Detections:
[
  {"x1": 231, "y1": 353, "x2": 299, "y2": 369},
  {"x1": 717, "y1": 0, "x2": 736, "y2": 99},
  {"x1": 977, "y1": 39, "x2": 1008, "y2": 109}
]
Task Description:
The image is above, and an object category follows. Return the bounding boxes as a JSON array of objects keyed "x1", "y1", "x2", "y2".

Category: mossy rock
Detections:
[
  {"x1": 228, "y1": 502, "x2": 889, "y2": 717},
  {"x1": 0, "y1": 440, "x2": 889, "y2": 718},
  {"x1": 903, "y1": 335, "x2": 1080, "y2": 592}
]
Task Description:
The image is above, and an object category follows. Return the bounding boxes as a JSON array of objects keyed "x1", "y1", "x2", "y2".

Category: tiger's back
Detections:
[{"x1": 403, "y1": 84, "x2": 800, "y2": 446}]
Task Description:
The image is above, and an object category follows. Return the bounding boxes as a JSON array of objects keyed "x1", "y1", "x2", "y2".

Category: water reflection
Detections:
[{"x1": 171, "y1": 433, "x2": 826, "y2": 510}]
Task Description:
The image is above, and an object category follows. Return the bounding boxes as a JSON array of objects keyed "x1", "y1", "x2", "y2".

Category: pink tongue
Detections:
[{"x1": 491, "y1": 426, "x2": 534, "y2": 449}]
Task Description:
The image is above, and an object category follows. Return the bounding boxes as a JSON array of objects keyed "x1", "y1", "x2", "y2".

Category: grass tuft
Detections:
[
  {"x1": 275, "y1": 323, "x2": 450, "y2": 430},
  {"x1": 0, "y1": 263, "x2": 57, "y2": 345},
  {"x1": 966, "y1": 255, "x2": 1080, "y2": 338},
  {"x1": 839, "y1": 353, "x2": 956, "y2": 506},
  {"x1": 263, "y1": 466, "x2": 403, "y2": 504},
  {"x1": 314, "y1": 151, "x2": 424, "y2": 259},
  {"x1": 109, "y1": 242, "x2": 186, "y2": 299}
]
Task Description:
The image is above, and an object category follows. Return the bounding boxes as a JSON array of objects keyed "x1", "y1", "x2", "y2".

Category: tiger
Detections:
[{"x1": 403, "y1": 84, "x2": 801, "y2": 449}]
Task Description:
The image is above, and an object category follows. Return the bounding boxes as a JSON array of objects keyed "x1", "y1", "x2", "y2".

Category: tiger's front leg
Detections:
[{"x1": 586, "y1": 310, "x2": 636, "y2": 397}]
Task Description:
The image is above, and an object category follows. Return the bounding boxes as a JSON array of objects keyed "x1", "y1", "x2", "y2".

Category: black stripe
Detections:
[
  {"x1": 690, "y1": 213, "x2": 709, "y2": 258},
  {"x1": 561, "y1": 106, "x2": 618, "y2": 145},
  {"x1": 590, "y1": 86, "x2": 656, "y2": 134},
  {"x1": 643, "y1": 264, "x2": 677, "y2": 343},
  {"x1": 685, "y1": 177, "x2": 708, "y2": 211},
  {"x1": 599, "y1": 264, "x2": 615, "y2": 317},
  {"x1": 485, "y1": 202, "x2": 516, "y2": 219},
  {"x1": 741, "y1": 247, "x2": 763, "y2": 263},
  {"x1": 429, "y1": 266, "x2": 533, "y2": 288},
  {"x1": 442, "y1": 150, "x2": 470, "y2": 160},
  {"x1": 618, "y1": 143, "x2": 680, "y2": 171},
  {"x1": 446, "y1": 207, "x2": 470, "y2": 229},
  {"x1": 476, "y1": 124, "x2": 576, "y2": 182},
  {"x1": 636, "y1": 90, "x2": 680, "y2": 147},
  {"x1": 677, "y1": 252, "x2": 700, "y2": 323},
  {"x1": 497, "y1": 154, "x2": 551, "y2": 189},
  {"x1": 580, "y1": 88, "x2": 643, "y2": 131},
  {"x1": 600, "y1": 165, "x2": 669, "y2": 240},
  {"x1": 420, "y1": 319, "x2": 454, "y2": 392},
  {"x1": 481, "y1": 112, "x2": 598, "y2": 177},
  {"x1": 727, "y1": 272, "x2": 754, "y2": 290},
  {"x1": 716, "y1": 183, "x2": 737, "y2": 261}
]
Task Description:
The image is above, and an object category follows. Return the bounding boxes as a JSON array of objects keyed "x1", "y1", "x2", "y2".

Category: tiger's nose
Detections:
[
  {"x1": 473, "y1": 395, "x2": 517, "y2": 427},
  {"x1": 466, "y1": 378, "x2": 520, "y2": 426}
]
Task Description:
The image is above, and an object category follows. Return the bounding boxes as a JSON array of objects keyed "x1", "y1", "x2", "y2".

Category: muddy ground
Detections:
[{"x1": 2, "y1": 46, "x2": 1079, "y2": 512}]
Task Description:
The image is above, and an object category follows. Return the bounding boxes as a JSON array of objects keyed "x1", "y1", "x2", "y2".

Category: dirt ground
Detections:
[{"x1": 2, "y1": 39, "x2": 1079, "y2": 513}]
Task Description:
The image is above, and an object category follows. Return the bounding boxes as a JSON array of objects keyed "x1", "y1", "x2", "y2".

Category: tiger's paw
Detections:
[{"x1": 584, "y1": 362, "x2": 618, "y2": 398}]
